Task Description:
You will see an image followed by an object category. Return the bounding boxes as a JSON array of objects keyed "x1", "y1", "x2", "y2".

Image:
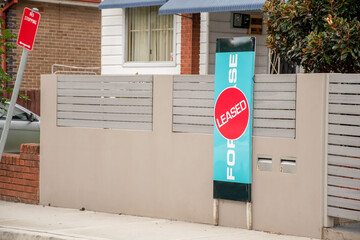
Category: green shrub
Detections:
[{"x1": 263, "y1": 0, "x2": 360, "y2": 73}]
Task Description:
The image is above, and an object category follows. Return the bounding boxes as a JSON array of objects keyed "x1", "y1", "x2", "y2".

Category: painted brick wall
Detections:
[
  {"x1": 6, "y1": 0, "x2": 101, "y2": 90},
  {"x1": 181, "y1": 13, "x2": 200, "y2": 75},
  {"x1": 0, "y1": 144, "x2": 40, "y2": 204}
]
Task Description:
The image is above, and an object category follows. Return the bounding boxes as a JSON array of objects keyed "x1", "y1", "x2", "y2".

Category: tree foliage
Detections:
[
  {"x1": 263, "y1": 0, "x2": 360, "y2": 73},
  {"x1": 0, "y1": 16, "x2": 16, "y2": 105}
]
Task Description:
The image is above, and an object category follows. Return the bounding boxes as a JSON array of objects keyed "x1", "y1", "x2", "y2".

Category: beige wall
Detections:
[{"x1": 40, "y1": 74, "x2": 328, "y2": 238}]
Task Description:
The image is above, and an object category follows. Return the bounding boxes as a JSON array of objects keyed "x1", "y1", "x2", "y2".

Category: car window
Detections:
[{"x1": 0, "y1": 105, "x2": 28, "y2": 121}]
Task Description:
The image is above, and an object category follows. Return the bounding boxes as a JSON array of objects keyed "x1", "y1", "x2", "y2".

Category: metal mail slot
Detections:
[
  {"x1": 257, "y1": 156, "x2": 272, "y2": 172},
  {"x1": 280, "y1": 158, "x2": 296, "y2": 174}
]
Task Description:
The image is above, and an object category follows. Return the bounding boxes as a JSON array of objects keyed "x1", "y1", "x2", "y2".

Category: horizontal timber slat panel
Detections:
[
  {"x1": 58, "y1": 89, "x2": 152, "y2": 98},
  {"x1": 329, "y1": 94, "x2": 360, "y2": 104},
  {"x1": 58, "y1": 112, "x2": 152, "y2": 122},
  {"x1": 329, "y1": 104, "x2": 360, "y2": 115},
  {"x1": 254, "y1": 109, "x2": 296, "y2": 119},
  {"x1": 173, "y1": 107, "x2": 213, "y2": 116},
  {"x1": 328, "y1": 155, "x2": 360, "y2": 168},
  {"x1": 254, "y1": 82, "x2": 296, "y2": 92},
  {"x1": 330, "y1": 74, "x2": 360, "y2": 83},
  {"x1": 58, "y1": 119, "x2": 152, "y2": 130},
  {"x1": 173, "y1": 124, "x2": 213, "y2": 134},
  {"x1": 254, "y1": 92, "x2": 296, "y2": 101},
  {"x1": 57, "y1": 75, "x2": 153, "y2": 130},
  {"x1": 173, "y1": 99, "x2": 214, "y2": 108},
  {"x1": 329, "y1": 84, "x2": 360, "y2": 94},
  {"x1": 58, "y1": 75, "x2": 153, "y2": 82},
  {"x1": 58, "y1": 81, "x2": 152, "y2": 90},
  {"x1": 174, "y1": 75, "x2": 214, "y2": 83},
  {"x1": 253, "y1": 128, "x2": 295, "y2": 138},
  {"x1": 328, "y1": 175, "x2": 360, "y2": 190},
  {"x1": 328, "y1": 124, "x2": 360, "y2": 137},
  {"x1": 174, "y1": 82, "x2": 214, "y2": 91},
  {"x1": 328, "y1": 196, "x2": 360, "y2": 211},
  {"x1": 58, "y1": 97, "x2": 152, "y2": 106},
  {"x1": 328, "y1": 186, "x2": 360, "y2": 200},
  {"x1": 328, "y1": 135, "x2": 360, "y2": 147},
  {"x1": 254, "y1": 74, "x2": 296, "y2": 83},
  {"x1": 58, "y1": 104, "x2": 152, "y2": 114},
  {"x1": 327, "y1": 74, "x2": 360, "y2": 221},
  {"x1": 328, "y1": 115, "x2": 360, "y2": 126},
  {"x1": 254, "y1": 119, "x2": 295, "y2": 129},
  {"x1": 328, "y1": 207, "x2": 360, "y2": 221},
  {"x1": 173, "y1": 116, "x2": 213, "y2": 125},
  {"x1": 254, "y1": 100, "x2": 295, "y2": 110},
  {"x1": 328, "y1": 165, "x2": 360, "y2": 179}
]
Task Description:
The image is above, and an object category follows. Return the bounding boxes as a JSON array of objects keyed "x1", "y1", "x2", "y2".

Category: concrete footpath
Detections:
[{"x1": 0, "y1": 201, "x2": 318, "y2": 240}]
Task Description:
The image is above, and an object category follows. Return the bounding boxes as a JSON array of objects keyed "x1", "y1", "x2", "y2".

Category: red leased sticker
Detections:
[
  {"x1": 214, "y1": 87, "x2": 249, "y2": 140},
  {"x1": 17, "y1": 8, "x2": 41, "y2": 51}
]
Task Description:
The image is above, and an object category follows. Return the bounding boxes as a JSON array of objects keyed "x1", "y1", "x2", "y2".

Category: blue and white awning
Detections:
[
  {"x1": 159, "y1": 0, "x2": 265, "y2": 15},
  {"x1": 99, "y1": 0, "x2": 167, "y2": 10}
]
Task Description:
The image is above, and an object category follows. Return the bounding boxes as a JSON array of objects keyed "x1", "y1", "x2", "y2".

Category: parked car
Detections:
[{"x1": 0, "y1": 103, "x2": 40, "y2": 153}]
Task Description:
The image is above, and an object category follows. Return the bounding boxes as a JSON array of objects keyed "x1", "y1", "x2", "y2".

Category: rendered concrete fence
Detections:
[{"x1": 41, "y1": 74, "x2": 341, "y2": 239}]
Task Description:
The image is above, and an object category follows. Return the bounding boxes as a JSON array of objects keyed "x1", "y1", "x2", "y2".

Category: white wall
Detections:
[
  {"x1": 101, "y1": 8, "x2": 181, "y2": 75},
  {"x1": 101, "y1": 10, "x2": 268, "y2": 75},
  {"x1": 208, "y1": 12, "x2": 269, "y2": 74}
]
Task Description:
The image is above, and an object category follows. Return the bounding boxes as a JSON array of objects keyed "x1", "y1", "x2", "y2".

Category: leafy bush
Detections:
[
  {"x1": 263, "y1": 0, "x2": 360, "y2": 73},
  {"x1": 0, "y1": 15, "x2": 16, "y2": 105}
]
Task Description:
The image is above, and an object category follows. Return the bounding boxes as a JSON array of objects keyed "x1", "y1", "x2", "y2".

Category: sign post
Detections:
[
  {"x1": 0, "y1": 8, "x2": 40, "y2": 159},
  {"x1": 213, "y1": 37, "x2": 255, "y2": 202}
]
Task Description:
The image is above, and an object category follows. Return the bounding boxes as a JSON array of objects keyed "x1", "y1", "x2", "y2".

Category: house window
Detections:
[{"x1": 127, "y1": 6, "x2": 174, "y2": 62}]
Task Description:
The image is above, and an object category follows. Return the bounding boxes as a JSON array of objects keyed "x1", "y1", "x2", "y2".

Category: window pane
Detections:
[
  {"x1": 128, "y1": 7, "x2": 149, "y2": 62},
  {"x1": 150, "y1": 6, "x2": 173, "y2": 61}
]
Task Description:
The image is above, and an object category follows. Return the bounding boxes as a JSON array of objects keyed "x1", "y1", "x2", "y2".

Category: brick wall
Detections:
[
  {"x1": 6, "y1": 0, "x2": 101, "y2": 90},
  {"x1": 0, "y1": 144, "x2": 40, "y2": 204},
  {"x1": 181, "y1": 13, "x2": 200, "y2": 75}
]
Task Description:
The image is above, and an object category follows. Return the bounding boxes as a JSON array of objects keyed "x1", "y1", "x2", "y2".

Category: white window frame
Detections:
[{"x1": 122, "y1": 7, "x2": 177, "y2": 68}]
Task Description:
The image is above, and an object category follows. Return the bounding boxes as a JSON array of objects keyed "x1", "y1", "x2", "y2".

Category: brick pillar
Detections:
[
  {"x1": 0, "y1": 143, "x2": 40, "y2": 204},
  {"x1": 181, "y1": 13, "x2": 200, "y2": 75}
]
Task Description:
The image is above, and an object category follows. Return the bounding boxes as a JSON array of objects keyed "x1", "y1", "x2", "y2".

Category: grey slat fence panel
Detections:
[
  {"x1": 328, "y1": 207, "x2": 360, "y2": 221},
  {"x1": 58, "y1": 75, "x2": 153, "y2": 82},
  {"x1": 328, "y1": 135, "x2": 360, "y2": 147},
  {"x1": 58, "y1": 97, "x2": 152, "y2": 106},
  {"x1": 328, "y1": 186, "x2": 360, "y2": 200},
  {"x1": 328, "y1": 165, "x2": 360, "y2": 179},
  {"x1": 327, "y1": 74, "x2": 360, "y2": 221},
  {"x1": 57, "y1": 75, "x2": 153, "y2": 130},
  {"x1": 173, "y1": 75, "x2": 297, "y2": 138},
  {"x1": 328, "y1": 196, "x2": 360, "y2": 211},
  {"x1": 328, "y1": 155, "x2": 360, "y2": 168},
  {"x1": 254, "y1": 75, "x2": 296, "y2": 138},
  {"x1": 173, "y1": 75, "x2": 215, "y2": 134},
  {"x1": 328, "y1": 176, "x2": 360, "y2": 190}
]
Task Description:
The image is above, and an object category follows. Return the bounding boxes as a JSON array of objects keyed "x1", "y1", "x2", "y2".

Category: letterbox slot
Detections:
[
  {"x1": 280, "y1": 158, "x2": 296, "y2": 174},
  {"x1": 257, "y1": 156, "x2": 272, "y2": 172}
]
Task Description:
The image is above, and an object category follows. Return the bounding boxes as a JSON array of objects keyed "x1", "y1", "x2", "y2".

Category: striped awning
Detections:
[
  {"x1": 99, "y1": 0, "x2": 167, "y2": 9},
  {"x1": 159, "y1": 0, "x2": 265, "y2": 15}
]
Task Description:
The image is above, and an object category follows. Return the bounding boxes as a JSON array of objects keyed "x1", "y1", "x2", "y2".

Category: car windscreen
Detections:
[{"x1": 0, "y1": 105, "x2": 29, "y2": 121}]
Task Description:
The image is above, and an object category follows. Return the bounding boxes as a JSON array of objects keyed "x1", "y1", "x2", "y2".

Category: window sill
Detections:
[{"x1": 123, "y1": 61, "x2": 176, "y2": 68}]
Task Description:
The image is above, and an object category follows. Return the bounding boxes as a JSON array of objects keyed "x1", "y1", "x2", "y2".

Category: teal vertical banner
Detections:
[{"x1": 213, "y1": 37, "x2": 255, "y2": 202}]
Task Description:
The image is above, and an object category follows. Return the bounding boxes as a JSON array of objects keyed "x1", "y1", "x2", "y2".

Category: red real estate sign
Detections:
[
  {"x1": 17, "y1": 8, "x2": 41, "y2": 51},
  {"x1": 214, "y1": 87, "x2": 249, "y2": 140}
]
